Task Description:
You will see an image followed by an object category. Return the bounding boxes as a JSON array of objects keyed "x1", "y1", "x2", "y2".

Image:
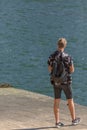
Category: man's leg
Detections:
[
  {"x1": 62, "y1": 84, "x2": 76, "y2": 120},
  {"x1": 67, "y1": 98, "x2": 76, "y2": 120},
  {"x1": 67, "y1": 98, "x2": 80, "y2": 125},
  {"x1": 54, "y1": 98, "x2": 60, "y2": 123}
]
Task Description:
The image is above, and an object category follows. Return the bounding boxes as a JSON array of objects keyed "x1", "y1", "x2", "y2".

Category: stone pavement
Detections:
[{"x1": 0, "y1": 88, "x2": 87, "y2": 130}]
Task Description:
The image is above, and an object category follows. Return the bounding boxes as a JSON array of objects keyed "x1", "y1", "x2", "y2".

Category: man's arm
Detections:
[
  {"x1": 48, "y1": 65, "x2": 52, "y2": 73},
  {"x1": 47, "y1": 51, "x2": 57, "y2": 73},
  {"x1": 69, "y1": 64, "x2": 74, "y2": 73}
]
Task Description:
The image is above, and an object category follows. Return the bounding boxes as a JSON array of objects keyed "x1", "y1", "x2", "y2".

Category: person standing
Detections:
[{"x1": 47, "y1": 38, "x2": 80, "y2": 128}]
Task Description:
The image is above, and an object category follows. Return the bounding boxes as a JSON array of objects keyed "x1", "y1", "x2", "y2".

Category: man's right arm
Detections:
[
  {"x1": 69, "y1": 64, "x2": 74, "y2": 73},
  {"x1": 68, "y1": 55, "x2": 74, "y2": 73}
]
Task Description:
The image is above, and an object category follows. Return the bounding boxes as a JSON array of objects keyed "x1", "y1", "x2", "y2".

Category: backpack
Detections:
[{"x1": 51, "y1": 52, "x2": 67, "y2": 85}]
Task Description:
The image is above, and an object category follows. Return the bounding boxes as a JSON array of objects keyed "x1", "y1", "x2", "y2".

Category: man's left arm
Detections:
[
  {"x1": 48, "y1": 65, "x2": 52, "y2": 73},
  {"x1": 47, "y1": 55, "x2": 54, "y2": 73}
]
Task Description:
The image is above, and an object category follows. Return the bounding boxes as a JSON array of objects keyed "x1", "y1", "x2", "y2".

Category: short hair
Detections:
[{"x1": 57, "y1": 38, "x2": 67, "y2": 48}]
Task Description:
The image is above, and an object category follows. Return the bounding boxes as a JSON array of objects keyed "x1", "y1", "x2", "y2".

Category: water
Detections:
[{"x1": 0, "y1": 0, "x2": 87, "y2": 106}]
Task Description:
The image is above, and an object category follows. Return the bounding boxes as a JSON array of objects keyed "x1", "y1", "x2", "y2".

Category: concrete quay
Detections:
[{"x1": 0, "y1": 87, "x2": 87, "y2": 130}]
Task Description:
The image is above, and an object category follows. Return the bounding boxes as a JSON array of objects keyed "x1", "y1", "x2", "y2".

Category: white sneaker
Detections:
[
  {"x1": 56, "y1": 122, "x2": 64, "y2": 128},
  {"x1": 72, "y1": 118, "x2": 80, "y2": 125}
]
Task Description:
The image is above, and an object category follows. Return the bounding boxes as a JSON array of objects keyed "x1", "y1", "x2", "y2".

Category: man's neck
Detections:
[{"x1": 58, "y1": 48, "x2": 64, "y2": 52}]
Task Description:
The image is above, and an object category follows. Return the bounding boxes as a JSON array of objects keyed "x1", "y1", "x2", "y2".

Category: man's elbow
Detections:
[
  {"x1": 48, "y1": 66, "x2": 52, "y2": 72},
  {"x1": 71, "y1": 68, "x2": 74, "y2": 73},
  {"x1": 69, "y1": 65, "x2": 74, "y2": 73}
]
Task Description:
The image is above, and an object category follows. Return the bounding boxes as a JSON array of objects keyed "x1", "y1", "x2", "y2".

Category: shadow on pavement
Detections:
[
  {"x1": 13, "y1": 124, "x2": 74, "y2": 130},
  {"x1": 13, "y1": 126, "x2": 56, "y2": 130}
]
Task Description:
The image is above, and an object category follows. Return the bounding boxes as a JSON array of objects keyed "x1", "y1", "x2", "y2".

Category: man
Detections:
[{"x1": 47, "y1": 38, "x2": 80, "y2": 128}]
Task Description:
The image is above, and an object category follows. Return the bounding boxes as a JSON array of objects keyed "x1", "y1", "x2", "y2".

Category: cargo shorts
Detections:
[{"x1": 53, "y1": 83, "x2": 73, "y2": 99}]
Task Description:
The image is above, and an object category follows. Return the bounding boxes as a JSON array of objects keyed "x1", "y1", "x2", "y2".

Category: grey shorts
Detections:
[{"x1": 53, "y1": 83, "x2": 73, "y2": 99}]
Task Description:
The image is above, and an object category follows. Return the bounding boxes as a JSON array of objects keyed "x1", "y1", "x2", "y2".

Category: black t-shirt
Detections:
[
  {"x1": 48, "y1": 50, "x2": 73, "y2": 70},
  {"x1": 47, "y1": 50, "x2": 73, "y2": 82}
]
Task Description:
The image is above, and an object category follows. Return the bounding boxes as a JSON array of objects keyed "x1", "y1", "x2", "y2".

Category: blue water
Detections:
[{"x1": 0, "y1": 0, "x2": 87, "y2": 106}]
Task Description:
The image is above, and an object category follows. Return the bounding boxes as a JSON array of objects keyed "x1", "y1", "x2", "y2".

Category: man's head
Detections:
[{"x1": 57, "y1": 38, "x2": 67, "y2": 49}]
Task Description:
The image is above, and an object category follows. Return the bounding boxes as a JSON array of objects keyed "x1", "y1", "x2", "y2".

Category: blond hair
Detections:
[{"x1": 58, "y1": 38, "x2": 67, "y2": 49}]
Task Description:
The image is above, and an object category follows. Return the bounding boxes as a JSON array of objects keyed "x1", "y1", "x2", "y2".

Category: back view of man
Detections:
[{"x1": 47, "y1": 38, "x2": 80, "y2": 128}]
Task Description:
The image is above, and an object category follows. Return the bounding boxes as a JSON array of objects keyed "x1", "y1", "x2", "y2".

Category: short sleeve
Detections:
[
  {"x1": 69, "y1": 56, "x2": 74, "y2": 66},
  {"x1": 47, "y1": 51, "x2": 57, "y2": 66}
]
